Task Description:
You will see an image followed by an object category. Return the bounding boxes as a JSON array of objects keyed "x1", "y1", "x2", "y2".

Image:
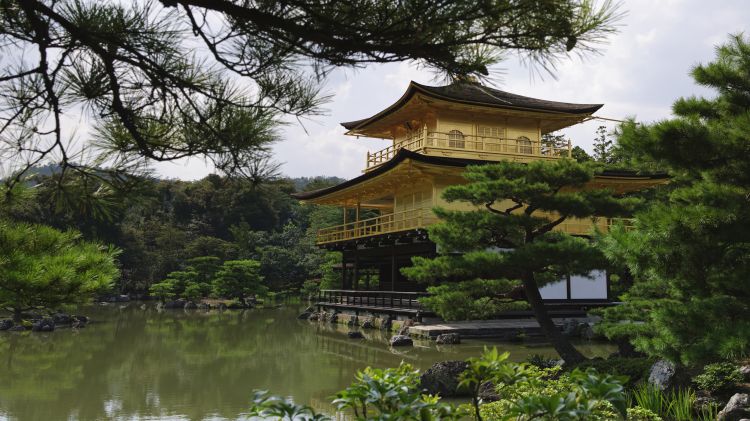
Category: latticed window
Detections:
[
  {"x1": 478, "y1": 126, "x2": 501, "y2": 138},
  {"x1": 448, "y1": 130, "x2": 465, "y2": 148},
  {"x1": 517, "y1": 136, "x2": 533, "y2": 154}
]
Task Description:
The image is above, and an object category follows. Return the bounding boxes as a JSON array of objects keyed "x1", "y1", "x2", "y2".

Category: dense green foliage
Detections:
[
  {"x1": 0, "y1": 219, "x2": 119, "y2": 319},
  {"x1": 5, "y1": 173, "x2": 342, "y2": 297},
  {"x1": 571, "y1": 357, "x2": 655, "y2": 388},
  {"x1": 250, "y1": 348, "x2": 632, "y2": 421},
  {"x1": 403, "y1": 159, "x2": 638, "y2": 363},
  {"x1": 212, "y1": 260, "x2": 266, "y2": 305},
  {"x1": 596, "y1": 34, "x2": 750, "y2": 365},
  {"x1": 478, "y1": 365, "x2": 627, "y2": 421}
]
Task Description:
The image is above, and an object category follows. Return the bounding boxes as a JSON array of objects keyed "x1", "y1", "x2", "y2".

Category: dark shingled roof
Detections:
[
  {"x1": 341, "y1": 81, "x2": 604, "y2": 131},
  {"x1": 292, "y1": 149, "x2": 668, "y2": 201}
]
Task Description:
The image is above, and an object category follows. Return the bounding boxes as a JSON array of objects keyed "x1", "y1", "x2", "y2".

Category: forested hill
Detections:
[{"x1": 2, "y1": 171, "x2": 346, "y2": 295}]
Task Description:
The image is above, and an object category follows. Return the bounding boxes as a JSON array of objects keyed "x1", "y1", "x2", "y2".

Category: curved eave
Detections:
[
  {"x1": 340, "y1": 81, "x2": 604, "y2": 134},
  {"x1": 292, "y1": 150, "x2": 669, "y2": 202}
]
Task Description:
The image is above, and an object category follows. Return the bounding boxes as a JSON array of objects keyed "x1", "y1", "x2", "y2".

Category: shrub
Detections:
[
  {"x1": 573, "y1": 357, "x2": 654, "y2": 387},
  {"x1": 525, "y1": 353, "x2": 560, "y2": 369},
  {"x1": 693, "y1": 362, "x2": 743, "y2": 393},
  {"x1": 627, "y1": 406, "x2": 663, "y2": 421},
  {"x1": 478, "y1": 364, "x2": 627, "y2": 421}
]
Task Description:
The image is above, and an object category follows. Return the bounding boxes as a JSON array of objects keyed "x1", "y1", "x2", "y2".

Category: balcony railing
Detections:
[
  {"x1": 317, "y1": 207, "x2": 438, "y2": 244},
  {"x1": 366, "y1": 131, "x2": 572, "y2": 169},
  {"x1": 317, "y1": 211, "x2": 634, "y2": 245}
]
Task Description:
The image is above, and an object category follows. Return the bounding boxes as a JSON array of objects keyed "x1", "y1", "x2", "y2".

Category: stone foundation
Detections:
[{"x1": 307, "y1": 309, "x2": 414, "y2": 332}]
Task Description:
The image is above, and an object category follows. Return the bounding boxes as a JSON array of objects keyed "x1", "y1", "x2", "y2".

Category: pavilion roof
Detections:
[{"x1": 341, "y1": 81, "x2": 604, "y2": 132}]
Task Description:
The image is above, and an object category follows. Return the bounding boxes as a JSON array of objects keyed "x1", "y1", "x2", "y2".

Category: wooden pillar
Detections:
[
  {"x1": 341, "y1": 253, "x2": 348, "y2": 289},
  {"x1": 353, "y1": 254, "x2": 359, "y2": 291},
  {"x1": 565, "y1": 274, "x2": 572, "y2": 301},
  {"x1": 390, "y1": 252, "x2": 397, "y2": 292},
  {"x1": 355, "y1": 201, "x2": 361, "y2": 238}
]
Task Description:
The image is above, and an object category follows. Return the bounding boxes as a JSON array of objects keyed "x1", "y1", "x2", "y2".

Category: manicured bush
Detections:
[
  {"x1": 419, "y1": 279, "x2": 527, "y2": 321},
  {"x1": 693, "y1": 362, "x2": 743, "y2": 393}
]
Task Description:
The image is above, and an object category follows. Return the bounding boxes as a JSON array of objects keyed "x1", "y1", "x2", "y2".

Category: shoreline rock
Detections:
[
  {"x1": 390, "y1": 335, "x2": 413, "y2": 347},
  {"x1": 719, "y1": 393, "x2": 750, "y2": 421}
]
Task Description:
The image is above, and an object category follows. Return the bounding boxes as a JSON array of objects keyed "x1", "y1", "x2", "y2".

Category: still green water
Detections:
[{"x1": 0, "y1": 304, "x2": 614, "y2": 421}]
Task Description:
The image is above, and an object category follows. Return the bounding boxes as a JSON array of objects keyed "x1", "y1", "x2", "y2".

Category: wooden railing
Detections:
[
  {"x1": 317, "y1": 207, "x2": 438, "y2": 244},
  {"x1": 317, "y1": 289, "x2": 430, "y2": 311},
  {"x1": 366, "y1": 131, "x2": 572, "y2": 169},
  {"x1": 317, "y1": 210, "x2": 635, "y2": 245}
]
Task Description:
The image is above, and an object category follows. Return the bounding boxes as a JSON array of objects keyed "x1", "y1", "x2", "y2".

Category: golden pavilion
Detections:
[{"x1": 294, "y1": 81, "x2": 666, "y2": 305}]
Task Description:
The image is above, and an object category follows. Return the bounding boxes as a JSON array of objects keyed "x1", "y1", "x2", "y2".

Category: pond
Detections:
[{"x1": 0, "y1": 304, "x2": 614, "y2": 420}]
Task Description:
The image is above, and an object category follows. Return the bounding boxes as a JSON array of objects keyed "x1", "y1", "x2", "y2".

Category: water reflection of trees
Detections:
[{"x1": 0, "y1": 305, "x2": 614, "y2": 420}]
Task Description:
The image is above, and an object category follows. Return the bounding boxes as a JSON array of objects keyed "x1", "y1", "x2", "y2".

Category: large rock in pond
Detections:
[
  {"x1": 390, "y1": 335, "x2": 413, "y2": 347},
  {"x1": 719, "y1": 393, "x2": 750, "y2": 421},
  {"x1": 648, "y1": 359, "x2": 677, "y2": 390},
  {"x1": 184, "y1": 302, "x2": 198, "y2": 310},
  {"x1": 31, "y1": 318, "x2": 55, "y2": 332},
  {"x1": 436, "y1": 333, "x2": 461, "y2": 345},
  {"x1": 347, "y1": 331, "x2": 364, "y2": 339},
  {"x1": 420, "y1": 361, "x2": 469, "y2": 397},
  {"x1": 8, "y1": 325, "x2": 26, "y2": 332},
  {"x1": 0, "y1": 319, "x2": 13, "y2": 331}
]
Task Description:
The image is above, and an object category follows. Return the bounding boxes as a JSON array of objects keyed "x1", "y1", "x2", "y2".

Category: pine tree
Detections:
[
  {"x1": 597, "y1": 34, "x2": 750, "y2": 365},
  {"x1": 0, "y1": 220, "x2": 119, "y2": 321},
  {"x1": 592, "y1": 126, "x2": 615, "y2": 163},
  {"x1": 403, "y1": 159, "x2": 638, "y2": 364}
]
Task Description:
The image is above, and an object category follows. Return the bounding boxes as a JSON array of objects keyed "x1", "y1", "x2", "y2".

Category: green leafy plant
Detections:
[
  {"x1": 693, "y1": 362, "x2": 743, "y2": 393},
  {"x1": 459, "y1": 348, "x2": 532, "y2": 421},
  {"x1": 332, "y1": 363, "x2": 464, "y2": 420},
  {"x1": 477, "y1": 364, "x2": 627, "y2": 421},
  {"x1": 249, "y1": 391, "x2": 330, "y2": 421}
]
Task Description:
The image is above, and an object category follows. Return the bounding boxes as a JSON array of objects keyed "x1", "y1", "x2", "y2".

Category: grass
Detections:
[
  {"x1": 666, "y1": 388, "x2": 694, "y2": 421},
  {"x1": 631, "y1": 383, "x2": 667, "y2": 416}
]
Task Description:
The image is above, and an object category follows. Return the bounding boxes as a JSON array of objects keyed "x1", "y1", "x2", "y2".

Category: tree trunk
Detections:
[
  {"x1": 12, "y1": 309, "x2": 23, "y2": 323},
  {"x1": 521, "y1": 272, "x2": 586, "y2": 365}
]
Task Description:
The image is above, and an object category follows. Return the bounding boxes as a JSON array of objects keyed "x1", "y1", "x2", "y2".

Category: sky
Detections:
[{"x1": 152, "y1": 0, "x2": 750, "y2": 180}]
